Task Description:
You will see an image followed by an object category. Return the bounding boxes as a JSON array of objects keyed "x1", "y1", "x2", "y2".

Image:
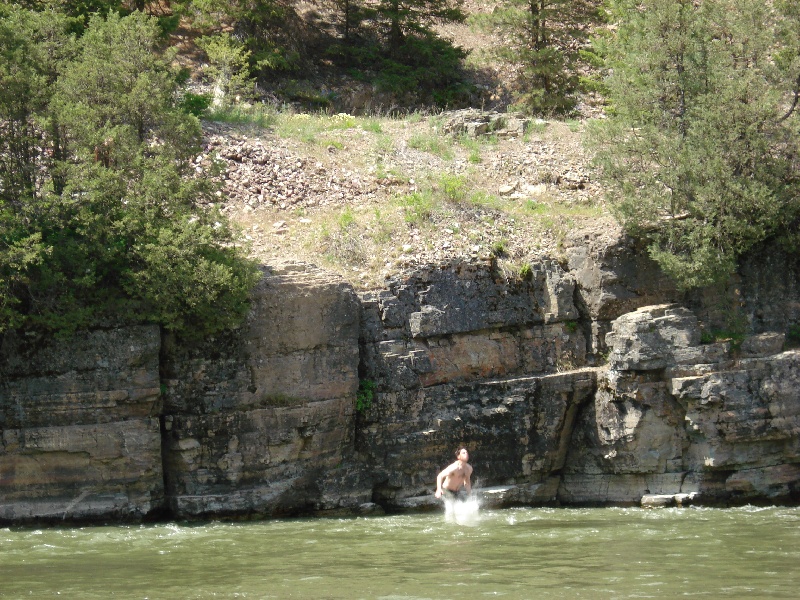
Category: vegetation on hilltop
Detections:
[
  {"x1": 590, "y1": 0, "x2": 800, "y2": 289},
  {"x1": 0, "y1": 6, "x2": 260, "y2": 338},
  {"x1": 1, "y1": 0, "x2": 798, "y2": 338}
]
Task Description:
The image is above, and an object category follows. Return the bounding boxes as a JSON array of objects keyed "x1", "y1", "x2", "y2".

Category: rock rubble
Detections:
[{"x1": 200, "y1": 122, "x2": 378, "y2": 212}]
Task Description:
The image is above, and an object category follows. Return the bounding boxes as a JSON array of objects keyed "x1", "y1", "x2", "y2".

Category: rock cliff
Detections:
[
  {"x1": 1, "y1": 237, "x2": 798, "y2": 523},
  {"x1": 0, "y1": 326, "x2": 163, "y2": 522}
]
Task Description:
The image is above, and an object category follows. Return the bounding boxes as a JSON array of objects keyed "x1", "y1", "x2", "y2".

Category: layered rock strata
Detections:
[
  {"x1": 563, "y1": 306, "x2": 800, "y2": 505},
  {"x1": 0, "y1": 326, "x2": 163, "y2": 522},
  {"x1": 356, "y1": 258, "x2": 595, "y2": 510},
  {"x1": 160, "y1": 262, "x2": 362, "y2": 518},
  {"x1": 1, "y1": 238, "x2": 798, "y2": 524}
]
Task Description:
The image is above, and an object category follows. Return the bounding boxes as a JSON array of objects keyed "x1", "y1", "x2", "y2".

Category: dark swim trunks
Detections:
[{"x1": 442, "y1": 488, "x2": 468, "y2": 502}]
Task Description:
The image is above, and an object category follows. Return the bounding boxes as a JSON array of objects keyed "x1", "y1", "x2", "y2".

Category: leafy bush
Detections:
[
  {"x1": 0, "y1": 8, "x2": 260, "y2": 339},
  {"x1": 179, "y1": 92, "x2": 213, "y2": 117},
  {"x1": 356, "y1": 379, "x2": 376, "y2": 412}
]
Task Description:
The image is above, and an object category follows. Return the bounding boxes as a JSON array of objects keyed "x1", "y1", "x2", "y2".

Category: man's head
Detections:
[{"x1": 456, "y1": 447, "x2": 469, "y2": 461}]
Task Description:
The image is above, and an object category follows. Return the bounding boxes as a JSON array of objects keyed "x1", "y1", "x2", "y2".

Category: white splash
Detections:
[{"x1": 444, "y1": 495, "x2": 481, "y2": 526}]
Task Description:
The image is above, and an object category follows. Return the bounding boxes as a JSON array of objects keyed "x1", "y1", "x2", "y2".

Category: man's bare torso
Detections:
[{"x1": 443, "y1": 460, "x2": 472, "y2": 491}]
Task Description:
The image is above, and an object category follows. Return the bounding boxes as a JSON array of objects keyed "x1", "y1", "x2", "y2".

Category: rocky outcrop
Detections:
[
  {"x1": 562, "y1": 305, "x2": 800, "y2": 506},
  {"x1": 160, "y1": 262, "x2": 362, "y2": 518},
  {"x1": 564, "y1": 230, "x2": 682, "y2": 358},
  {"x1": 0, "y1": 326, "x2": 163, "y2": 523},
  {"x1": 1, "y1": 238, "x2": 798, "y2": 524},
  {"x1": 356, "y1": 257, "x2": 593, "y2": 509},
  {"x1": 441, "y1": 109, "x2": 531, "y2": 139}
]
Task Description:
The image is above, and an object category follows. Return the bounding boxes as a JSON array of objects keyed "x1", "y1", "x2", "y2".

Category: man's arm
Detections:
[
  {"x1": 435, "y1": 463, "x2": 456, "y2": 498},
  {"x1": 464, "y1": 465, "x2": 472, "y2": 492}
]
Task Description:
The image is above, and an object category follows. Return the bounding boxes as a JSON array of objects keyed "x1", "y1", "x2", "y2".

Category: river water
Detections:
[{"x1": 2, "y1": 505, "x2": 798, "y2": 599}]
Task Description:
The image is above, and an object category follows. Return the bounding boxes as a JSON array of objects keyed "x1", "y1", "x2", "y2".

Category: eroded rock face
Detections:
[
  {"x1": 2, "y1": 244, "x2": 798, "y2": 524},
  {"x1": 356, "y1": 257, "x2": 596, "y2": 509},
  {"x1": 358, "y1": 371, "x2": 596, "y2": 511},
  {"x1": 561, "y1": 305, "x2": 800, "y2": 505},
  {"x1": 160, "y1": 262, "x2": 363, "y2": 518},
  {"x1": 564, "y1": 231, "x2": 682, "y2": 358},
  {"x1": 0, "y1": 326, "x2": 163, "y2": 523}
]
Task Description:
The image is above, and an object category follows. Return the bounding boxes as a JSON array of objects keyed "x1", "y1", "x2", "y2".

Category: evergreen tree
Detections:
[
  {"x1": 179, "y1": 0, "x2": 304, "y2": 76},
  {"x1": 481, "y1": 0, "x2": 603, "y2": 115},
  {"x1": 374, "y1": 0, "x2": 465, "y2": 57},
  {"x1": 0, "y1": 8, "x2": 260, "y2": 337},
  {"x1": 590, "y1": 0, "x2": 800, "y2": 289}
]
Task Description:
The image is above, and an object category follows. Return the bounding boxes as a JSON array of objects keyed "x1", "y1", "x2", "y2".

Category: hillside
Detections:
[
  {"x1": 205, "y1": 111, "x2": 615, "y2": 290},
  {"x1": 179, "y1": 2, "x2": 617, "y2": 290}
]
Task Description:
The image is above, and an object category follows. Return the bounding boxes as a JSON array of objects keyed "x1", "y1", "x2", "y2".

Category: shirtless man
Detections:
[{"x1": 435, "y1": 447, "x2": 473, "y2": 501}]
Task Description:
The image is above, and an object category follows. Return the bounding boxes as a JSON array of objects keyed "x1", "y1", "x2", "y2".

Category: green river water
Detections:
[{"x1": 1, "y1": 505, "x2": 798, "y2": 599}]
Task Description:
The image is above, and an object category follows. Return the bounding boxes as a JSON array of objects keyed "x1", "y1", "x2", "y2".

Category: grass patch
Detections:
[
  {"x1": 439, "y1": 173, "x2": 470, "y2": 202},
  {"x1": 205, "y1": 104, "x2": 276, "y2": 128},
  {"x1": 314, "y1": 207, "x2": 369, "y2": 267},
  {"x1": 408, "y1": 132, "x2": 454, "y2": 160},
  {"x1": 468, "y1": 190, "x2": 502, "y2": 210},
  {"x1": 362, "y1": 119, "x2": 383, "y2": 133},
  {"x1": 274, "y1": 112, "x2": 359, "y2": 144},
  {"x1": 456, "y1": 131, "x2": 499, "y2": 165},
  {"x1": 338, "y1": 206, "x2": 356, "y2": 228},
  {"x1": 396, "y1": 191, "x2": 436, "y2": 225},
  {"x1": 567, "y1": 119, "x2": 582, "y2": 133},
  {"x1": 263, "y1": 393, "x2": 304, "y2": 407},
  {"x1": 369, "y1": 208, "x2": 396, "y2": 244},
  {"x1": 491, "y1": 238, "x2": 508, "y2": 257}
]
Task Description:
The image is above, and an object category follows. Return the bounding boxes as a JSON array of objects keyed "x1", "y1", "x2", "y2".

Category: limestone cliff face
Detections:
[
  {"x1": 0, "y1": 326, "x2": 163, "y2": 522},
  {"x1": 356, "y1": 258, "x2": 595, "y2": 510},
  {"x1": 159, "y1": 262, "x2": 361, "y2": 518},
  {"x1": 1, "y1": 238, "x2": 798, "y2": 524},
  {"x1": 562, "y1": 306, "x2": 800, "y2": 506}
]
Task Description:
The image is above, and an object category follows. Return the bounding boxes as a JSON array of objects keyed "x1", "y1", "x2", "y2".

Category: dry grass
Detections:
[{"x1": 219, "y1": 109, "x2": 611, "y2": 290}]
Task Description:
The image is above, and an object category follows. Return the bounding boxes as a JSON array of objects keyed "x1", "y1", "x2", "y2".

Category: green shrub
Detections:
[
  {"x1": 356, "y1": 379, "x2": 376, "y2": 413},
  {"x1": 439, "y1": 173, "x2": 469, "y2": 202},
  {"x1": 408, "y1": 133, "x2": 454, "y2": 159},
  {"x1": 491, "y1": 239, "x2": 508, "y2": 257},
  {"x1": 0, "y1": 9, "x2": 260, "y2": 339},
  {"x1": 179, "y1": 92, "x2": 212, "y2": 117},
  {"x1": 397, "y1": 192, "x2": 435, "y2": 225},
  {"x1": 338, "y1": 207, "x2": 356, "y2": 229}
]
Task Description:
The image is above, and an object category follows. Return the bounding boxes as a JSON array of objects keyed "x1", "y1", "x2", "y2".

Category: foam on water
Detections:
[{"x1": 443, "y1": 495, "x2": 481, "y2": 526}]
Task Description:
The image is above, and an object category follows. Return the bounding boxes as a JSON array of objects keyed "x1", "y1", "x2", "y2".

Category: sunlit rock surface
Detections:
[
  {"x1": 1, "y1": 238, "x2": 798, "y2": 524},
  {"x1": 562, "y1": 306, "x2": 800, "y2": 505},
  {"x1": 160, "y1": 262, "x2": 362, "y2": 518}
]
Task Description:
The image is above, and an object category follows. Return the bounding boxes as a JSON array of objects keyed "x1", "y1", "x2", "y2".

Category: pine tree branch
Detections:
[{"x1": 778, "y1": 73, "x2": 800, "y2": 123}]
